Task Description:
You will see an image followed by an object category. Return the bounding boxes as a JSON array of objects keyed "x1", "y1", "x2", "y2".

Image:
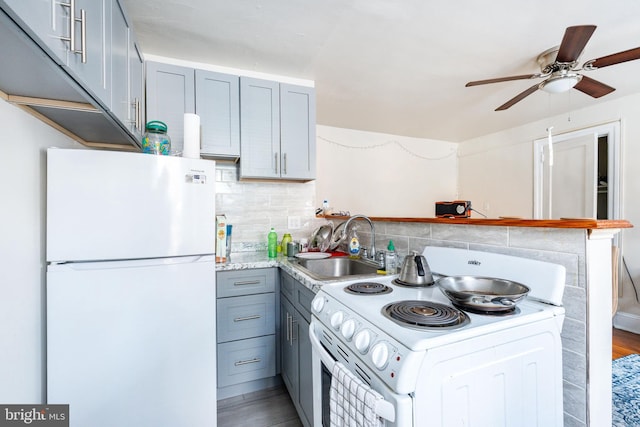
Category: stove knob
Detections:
[
  {"x1": 370, "y1": 342, "x2": 390, "y2": 370},
  {"x1": 311, "y1": 296, "x2": 325, "y2": 313},
  {"x1": 354, "y1": 329, "x2": 372, "y2": 354},
  {"x1": 341, "y1": 319, "x2": 356, "y2": 341},
  {"x1": 330, "y1": 311, "x2": 344, "y2": 330}
]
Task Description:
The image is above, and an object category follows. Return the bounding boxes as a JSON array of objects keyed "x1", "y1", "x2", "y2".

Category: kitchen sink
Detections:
[{"x1": 290, "y1": 256, "x2": 381, "y2": 280}]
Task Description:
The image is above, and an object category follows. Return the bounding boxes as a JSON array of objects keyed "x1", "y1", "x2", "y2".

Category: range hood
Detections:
[{"x1": 0, "y1": 6, "x2": 139, "y2": 151}]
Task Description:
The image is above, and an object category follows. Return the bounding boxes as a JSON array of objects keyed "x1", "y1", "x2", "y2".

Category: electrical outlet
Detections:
[{"x1": 288, "y1": 216, "x2": 301, "y2": 229}]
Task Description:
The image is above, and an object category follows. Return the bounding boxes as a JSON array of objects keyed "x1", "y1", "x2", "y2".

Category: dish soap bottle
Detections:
[
  {"x1": 281, "y1": 233, "x2": 292, "y2": 256},
  {"x1": 348, "y1": 227, "x2": 360, "y2": 258},
  {"x1": 268, "y1": 228, "x2": 278, "y2": 259},
  {"x1": 385, "y1": 240, "x2": 397, "y2": 274}
]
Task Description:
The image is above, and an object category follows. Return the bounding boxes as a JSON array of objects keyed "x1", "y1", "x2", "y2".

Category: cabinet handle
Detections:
[
  {"x1": 60, "y1": 1, "x2": 87, "y2": 63},
  {"x1": 283, "y1": 153, "x2": 287, "y2": 175},
  {"x1": 286, "y1": 312, "x2": 292, "y2": 344},
  {"x1": 59, "y1": 0, "x2": 76, "y2": 51},
  {"x1": 291, "y1": 317, "x2": 297, "y2": 342},
  {"x1": 78, "y1": 8, "x2": 86, "y2": 63},
  {"x1": 233, "y1": 315, "x2": 261, "y2": 322},
  {"x1": 133, "y1": 98, "x2": 141, "y2": 131},
  {"x1": 233, "y1": 280, "x2": 261, "y2": 286},
  {"x1": 274, "y1": 153, "x2": 279, "y2": 175},
  {"x1": 234, "y1": 358, "x2": 261, "y2": 366}
]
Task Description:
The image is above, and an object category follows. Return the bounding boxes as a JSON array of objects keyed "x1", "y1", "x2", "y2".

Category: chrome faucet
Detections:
[{"x1": 343, "y1": 214, "x2": 377, "y2": 261}]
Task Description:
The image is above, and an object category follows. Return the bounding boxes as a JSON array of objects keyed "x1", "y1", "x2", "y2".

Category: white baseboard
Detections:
[{"x1": 613, "y1": 311, "x2": 640, "y2": 334}]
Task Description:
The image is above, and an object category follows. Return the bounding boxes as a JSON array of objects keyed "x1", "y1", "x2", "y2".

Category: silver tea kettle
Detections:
[{"x1": 398, "y1": 251, "x2": 434, "y2": 286}]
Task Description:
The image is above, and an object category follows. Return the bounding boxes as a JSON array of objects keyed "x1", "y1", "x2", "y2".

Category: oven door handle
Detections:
[
  {"x1": 308, "y1": 320, "x2": 336, "y2": 371},
  {"x1": 308, "y1": 320, "x2": 396, "y2": 423}
]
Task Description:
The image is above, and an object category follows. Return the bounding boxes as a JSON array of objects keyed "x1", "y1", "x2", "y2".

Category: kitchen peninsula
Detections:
[{"x1": 219, "y1": 218, "x2": 630, "y2": 427}]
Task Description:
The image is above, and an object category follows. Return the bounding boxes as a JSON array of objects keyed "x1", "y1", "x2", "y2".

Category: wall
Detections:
[
  {"x1": 458, "y1": 93, "x2": 640, "y2": 332},
  {"x1": 315, "y1": 125, "x2": 459, "y2": 217},
  {"x1": 215, "y1": 162, "x2": 324, "y2": 252},
  {"x1": 0, "y1": 99, "x2": 83, "y2": 403}
]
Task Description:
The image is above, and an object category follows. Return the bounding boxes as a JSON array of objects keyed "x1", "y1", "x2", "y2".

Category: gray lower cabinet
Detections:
[
  {"x1": 240, "y1": 77, "x2": 316, "y2": 181},
  {"x1": 216, "y1": 268, "x2": 279, "y2": 399},
  {"x1": 280, "y1": 270, "x2": 314, "y2": 427}
]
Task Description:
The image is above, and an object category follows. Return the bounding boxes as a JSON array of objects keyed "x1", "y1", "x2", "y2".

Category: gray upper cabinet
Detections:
[
  {"x1": 146, "y1": 61, "x2": 195, "y2": 154},
  {"x1": 67, "y1": 0, "x2": 110, "y2": 108},
  {"x1": 2, "y1": 0, "x2": 69, "y2": 66},
  {"x1": 195, "y1": 70, "x2": 240, "y2": 158},
  {"x1": 239, "y1": 78, "x2": 281, "y2": 179},
  {"x1": 110, "y1": 0, "x2": 128, "y2": 126},
  {"x1": 3, "y1": 0, "x2": 110, "y2": 105},
  {"x1": 127, "y1": 40, "x2": 144, "y2": 141},
  {"x1": 112, "y1": 0, "x2": 144, "y2": 141},
  {"x1": 280, "y1": 83, "x2": 316, "y2": 180},
  {"x1": 240, "y1": 77, "x2": 316, "y2": 181},
  {"x1": 0, "y1": 0, "x2": 142, "y2": 149}
]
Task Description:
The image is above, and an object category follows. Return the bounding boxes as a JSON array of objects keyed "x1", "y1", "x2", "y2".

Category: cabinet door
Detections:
[
  {"x1": 110, "y1": 0, "x2": 128, "y2": 125},
  {"x1": 128, "y1": 39, "x2": 144, "y2": 141},
  {"x1": 240, "y1": 77, "x2": 280, "y2": 179},
  {"x1": 280, "y1": 84, "x2": 316, "y2": 180},
  {"x1": 196, "y1": 70, "x2": 240, "y2": 157},
  {"x1": 298, "y1": 315, "x2": 313, "y2": 426},
  {"x1": 1, "y1": 0, "x2": 69, "y2": 64},
  {"x1": 146, "y1": 62, "x2": 195, "y2": 154},
  {"x1": 67, "y1": 0, "x2": 110, "y2": 107},
  {"x1": 280, "y1": 296, "x2": 299, "y2": 398}
]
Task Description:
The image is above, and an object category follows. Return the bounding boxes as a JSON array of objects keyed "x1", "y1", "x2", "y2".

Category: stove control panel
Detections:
[{"x1": 311, "y1": 292, "x2": 426, "y2": 394}]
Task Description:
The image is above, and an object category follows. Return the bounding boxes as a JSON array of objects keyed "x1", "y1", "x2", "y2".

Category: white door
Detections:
[{"x1": 534, "y1": 133, "x2": 598, "y2": 219}]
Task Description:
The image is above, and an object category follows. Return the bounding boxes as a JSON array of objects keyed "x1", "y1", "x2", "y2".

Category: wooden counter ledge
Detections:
[{"x1": 317, "y1": 216, "x2": 633, "y2": 230}]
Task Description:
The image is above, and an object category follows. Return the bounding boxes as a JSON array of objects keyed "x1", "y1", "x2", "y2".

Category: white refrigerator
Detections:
[{"x1": 46, "y1": 148, "x2": 217, "y2": 427}]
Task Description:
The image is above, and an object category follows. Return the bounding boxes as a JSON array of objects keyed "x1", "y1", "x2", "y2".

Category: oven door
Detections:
[{"x1": 309, "y1": 319, "x2": 412, "y2": 426}]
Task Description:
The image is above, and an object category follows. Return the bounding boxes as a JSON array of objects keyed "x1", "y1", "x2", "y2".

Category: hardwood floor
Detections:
[
  {"x1": 613, "y1": 327, "x2": 640, "y2": 359},
  {"x1": 217, "y1": 385, "x2": 302, "y2": 427}
]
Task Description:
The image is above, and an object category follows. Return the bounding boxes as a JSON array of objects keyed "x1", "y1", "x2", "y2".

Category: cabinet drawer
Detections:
[
  {"x1": 280, "y1": 270, "x2": 295, "y2": 302},
  {"x1": 296, "y1": 285, "x2": 315, "y2": 323},
  {"x1": 217, "y1": 293, "x2": 275, "y2": 343},
  {"x1": 217, "y1": 268, "x2": 276, "y2": 297},
  {"x1": 217, "y1": 335, "x2": 276, "y2": 388}
]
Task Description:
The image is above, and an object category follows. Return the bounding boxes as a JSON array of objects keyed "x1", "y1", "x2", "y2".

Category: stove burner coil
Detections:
[
  {"x1": 382, "y1": 300, "x2": 469, "y2": 329},
  {"x1": 344, "y1": 282, "x2": 393, "y2": 295}
]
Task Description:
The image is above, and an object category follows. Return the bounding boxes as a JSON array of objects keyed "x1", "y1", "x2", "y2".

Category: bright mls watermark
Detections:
[{"x1": 0, "y1": 405, "x2": 68, "y2": 427}]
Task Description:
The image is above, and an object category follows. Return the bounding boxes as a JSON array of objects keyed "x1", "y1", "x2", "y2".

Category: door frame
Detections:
[{"x1": 533, "y1": 122, "x2": 621, "y2": 220}]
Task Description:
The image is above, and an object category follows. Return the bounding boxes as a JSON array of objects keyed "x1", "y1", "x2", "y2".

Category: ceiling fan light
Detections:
[{"x1": 539, "y1": 74, "x2": 582, "y2": 93}]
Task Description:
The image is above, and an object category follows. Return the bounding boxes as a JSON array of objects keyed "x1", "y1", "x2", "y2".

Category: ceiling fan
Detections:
[{"x1": 466, "y1": 25, "x2": 640, "y2": 111}]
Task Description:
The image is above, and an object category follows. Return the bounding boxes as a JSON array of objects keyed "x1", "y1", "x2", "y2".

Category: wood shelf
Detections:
[{"x1": 317, "y1": 216, "x2": 633, "y2": 230}]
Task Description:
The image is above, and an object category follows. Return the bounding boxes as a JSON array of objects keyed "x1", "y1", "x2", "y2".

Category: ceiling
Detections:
[{"x1": 121, "y1": 0, "x2": 640, "y2": 142}]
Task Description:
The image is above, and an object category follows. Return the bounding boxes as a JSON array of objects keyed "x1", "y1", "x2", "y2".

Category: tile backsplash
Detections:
[{"x1": 215, "y1": 162, "x2": 325, "y2": 252}]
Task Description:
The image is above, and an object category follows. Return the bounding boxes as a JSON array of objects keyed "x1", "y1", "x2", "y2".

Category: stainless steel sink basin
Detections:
[{"x1": 290, "y1": 256, "x2": 381, "y2": 280}]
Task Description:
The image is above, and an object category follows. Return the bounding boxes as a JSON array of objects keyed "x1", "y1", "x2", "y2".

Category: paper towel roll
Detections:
[{"x1": 183, "y1": 113, "x2": 201, "y2": 159}]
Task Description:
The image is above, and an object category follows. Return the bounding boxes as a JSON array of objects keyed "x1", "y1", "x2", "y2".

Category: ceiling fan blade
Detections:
[
  {"x1": 556, "y1": 25, "x2": 597, "y2": 63},
  {"x1": 466, "y1": 74, "x2": 540, "y2": 87},
  {"x1": 573, "y1": 75, "x2": 615, "y2": 98},
  {"x1": 588, "y1": 47, "x2": 640, "y2": 69},
  {"x1": 495, "y1": 84, "x2": 540, "y2": 111}
]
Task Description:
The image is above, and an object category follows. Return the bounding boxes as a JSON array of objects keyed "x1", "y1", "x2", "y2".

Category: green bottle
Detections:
[{"x1": 268, "y1": 228, "x2": 278, "y2": 258}]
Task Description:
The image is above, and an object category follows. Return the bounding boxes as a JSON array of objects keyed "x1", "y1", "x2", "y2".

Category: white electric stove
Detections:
[{"x1": 309, "y1": 246, "x2": 566, "y2": 427}]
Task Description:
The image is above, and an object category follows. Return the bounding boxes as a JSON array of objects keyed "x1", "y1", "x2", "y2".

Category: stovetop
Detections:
[{"x1": 312, "y1": 274, "x2": 563, "y2": 353}]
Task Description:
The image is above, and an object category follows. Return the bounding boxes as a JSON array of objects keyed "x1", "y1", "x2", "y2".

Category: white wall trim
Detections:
[{"x1": 613, "y1": 311, "x2": 640, "y2": 334}]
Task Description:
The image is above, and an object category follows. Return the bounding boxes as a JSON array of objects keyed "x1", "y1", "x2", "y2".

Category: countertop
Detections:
[
  {"x1": 318, "y1": 215, "x2": 633, "y2": 230},
  {"x1": 216, "y1": 252, "x2": 361, "y2": 293}
]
